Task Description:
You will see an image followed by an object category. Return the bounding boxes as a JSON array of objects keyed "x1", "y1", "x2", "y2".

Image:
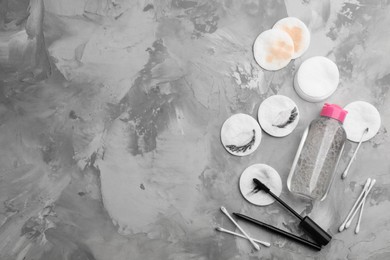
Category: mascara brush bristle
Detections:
[{"x1": 253, "y1": 178, "x2": 270, "y2": 193}]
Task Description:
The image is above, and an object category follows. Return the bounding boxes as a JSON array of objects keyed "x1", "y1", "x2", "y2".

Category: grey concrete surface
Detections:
[{"x1": 0, "y1": 0, "x2": 389, "y2": 259}]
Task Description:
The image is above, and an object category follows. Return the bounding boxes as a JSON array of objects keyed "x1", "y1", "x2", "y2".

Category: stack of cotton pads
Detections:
[
  {"x1": 253, "y1": 17, "x2": 311, "y2": 71},
  {"x1": 294, "y1": 56, "x2": 340, "y2": 102}
]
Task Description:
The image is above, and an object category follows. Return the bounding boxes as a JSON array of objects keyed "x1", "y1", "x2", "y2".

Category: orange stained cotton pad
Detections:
[
  {"x1": 273, "y1": 17, "x2": 310, "y2": 59},
  {"x1": 253, "y1": 29, "x2": 294, "y2": 71}
]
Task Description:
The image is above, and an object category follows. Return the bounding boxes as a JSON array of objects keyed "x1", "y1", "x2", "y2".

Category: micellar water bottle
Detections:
[{"x1": 287, "y1": 103, "x2": 348, "y2": 201}]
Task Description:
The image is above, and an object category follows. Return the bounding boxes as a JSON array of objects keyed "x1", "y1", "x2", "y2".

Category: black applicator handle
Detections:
[
  {"x1": 233, "y1": 213, "x2": 322, "y2": 251},
  {"x1": 300, "y1": 216, "x2": 332, "y2": 246}
]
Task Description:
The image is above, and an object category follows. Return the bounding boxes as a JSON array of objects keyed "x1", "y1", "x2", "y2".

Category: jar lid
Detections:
[
  {"x1": 294, "y1": 56, "x2": 339, "y2": 102},
  {"x1": 320, "y1": 103, "x2": 348, "y2": 123}
]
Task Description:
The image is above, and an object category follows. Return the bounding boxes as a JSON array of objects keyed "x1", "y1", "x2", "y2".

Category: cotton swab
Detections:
[
  {"x1": 342, "y1": 128, "x2": 369, "y2": 179},
  {"x1": 355, "y1": 197, "x2": 366, "y2": 234},
  {"x1": 339, "y1": 178, "x2": 371, "y2": 232},
  {"x1": 220, "y1": 206, "x2": 260, "y2": 251},
  {"x1": 345, "y1": 179, "x2": 376, "y2": 229},
  {"x1": 215, "y1": 227, "x2": 271, "y2": 247}
]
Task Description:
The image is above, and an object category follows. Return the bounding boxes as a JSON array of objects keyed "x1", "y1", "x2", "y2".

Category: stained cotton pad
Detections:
[
  {"x1": 258, "y1": 95, "x2": 299, "y2": 137},
  {"x1": 343, "y1": 101, "x2": 381, "y2": 142},
  {"x1": 239, "y1": 164, "x2": 282, "y2": 206},
  {"x1": 273, "y1": 17, "x2": 310, "y2": 59},
  {"x1": 294, "y1": 56, "x2": 339, "y2": 102},
  {"x1": 221, "y1": 113, "x2": 262, "y2": 156},
  {"x1": 253, "y1": 29, "x2": 294, "y2": 71}
]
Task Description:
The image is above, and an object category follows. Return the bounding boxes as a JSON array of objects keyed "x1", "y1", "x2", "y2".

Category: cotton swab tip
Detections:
[
  {"x1": 355, "y1": 211, "x2": 362, "y2": 234},
  {"x1": 339, "y1": 223, "x2": 345, "y2": 232},
  {"x1": 364, "y1": 178, "x2": 372, "y2": 189},
  {"x1": 355, "y1": 226, "x2": 360, "y2": 234},
  {"x1": 215, "y1": 226, "x2": 271, "y2": 247}
]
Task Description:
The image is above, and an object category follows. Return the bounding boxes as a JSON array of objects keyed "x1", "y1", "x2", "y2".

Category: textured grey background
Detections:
[{"x1": 0, "y1": 0, "x2": 389, "y2": 259}]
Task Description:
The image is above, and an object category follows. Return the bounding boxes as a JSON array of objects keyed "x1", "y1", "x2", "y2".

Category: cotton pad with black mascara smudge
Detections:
[
  {"x1": 343, "y1": 101, "x2": 381, "y2": 142},
  {"x1": 258, "y1": 95, "x2": 300, "y2": 137},
  {"x1": 220, "y1": 113, "x2": 262, "y2": 156},
  {"x1": 239, "y1": 164, "x2": 282, "y2": 206}
]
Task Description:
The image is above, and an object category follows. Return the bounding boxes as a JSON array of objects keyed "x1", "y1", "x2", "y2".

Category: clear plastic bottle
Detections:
[{"x1": 287, "y1": 103, "x2": 347, "y2": 201}]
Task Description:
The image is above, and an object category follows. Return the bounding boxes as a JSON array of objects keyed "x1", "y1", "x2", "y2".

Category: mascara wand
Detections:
[{"x1": 252, "y1": 178, "x2": 332, "y2": 246}]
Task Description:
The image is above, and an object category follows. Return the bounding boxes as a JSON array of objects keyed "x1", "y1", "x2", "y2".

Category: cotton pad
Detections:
[
  {"x1": 258, "y1": 95, "x2": 300, "y2": 137},
  {"x1": 253, "y1": 29, "x2": 294, "y2": 71},
  {"x1": 239, "y1": 164, "x2": 282, "y2": 206},
  {"x1": 294, "y1": 56, "x2": 339, "y2": 102},
  {"x1": 221, "y1": 113, "x2": 262, "y2": 156},
  {"x1": 273, "y1": 17, "x2": 310, "y2": 59},
  {"x1": 343, "y1": 101, "x2": 381, "y2": 142}
]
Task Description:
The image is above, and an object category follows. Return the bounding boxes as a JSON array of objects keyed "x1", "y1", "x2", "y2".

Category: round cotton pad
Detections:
[
  {"x1": 294, "y1": 56, "x2": 339, "y2": 102},
  {"x1": 239, "y1": 164, "x2": 282, "y2": 206},
  {"x1": 221, "y1": 113, "x2": 262, "y2": 156},
  {"x1": 343, "y1": 101, "x2": 381, "y2": 142},
  {"x1": 273, "y1": 17, "x2": 310, "y2": 59},
  {"x1": 258, "y1": 95, "x2": 300, "y2": 137},
  {"x1": 253, "y1": 29, "x2": 294, "y2": 71}
]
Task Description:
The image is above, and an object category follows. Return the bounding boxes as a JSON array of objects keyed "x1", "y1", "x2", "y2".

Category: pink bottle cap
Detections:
[{"x1": 320, "y1": 103, "x2": 348, "y2": 123}]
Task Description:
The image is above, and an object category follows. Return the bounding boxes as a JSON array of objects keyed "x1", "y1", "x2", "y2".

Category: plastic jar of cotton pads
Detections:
[
  {"x1": 287, "y1": 103, "x2": 347, "y2": 201},
  {"x1": 294, "y1": 56, "x2": 339, "y2": 102}
]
